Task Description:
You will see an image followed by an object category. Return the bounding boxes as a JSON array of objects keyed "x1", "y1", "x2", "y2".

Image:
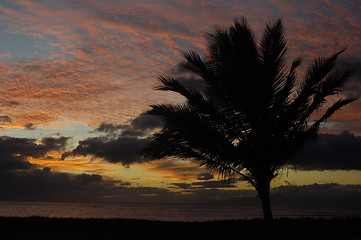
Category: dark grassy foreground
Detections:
[{"x1": 0, "y1": 217, "x2": 360, "y2": 239}]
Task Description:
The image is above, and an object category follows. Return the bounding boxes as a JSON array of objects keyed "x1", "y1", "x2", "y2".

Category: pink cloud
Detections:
[{"x1": 0, "y1": 0, "x2": 359, "y2": 131}]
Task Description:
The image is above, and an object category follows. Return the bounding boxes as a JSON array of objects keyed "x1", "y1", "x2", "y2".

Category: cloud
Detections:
[
  {"x1": 0, "y1": 110, "x2": 56, "y2": 129},
  {"x1": 70, "y1": 120, "x2": 215, "y2": 180},
  {"x1": 40, "y1": 136, "x2": 70, "y2": 150},
  {"x1": 197, "y1": 183, "x2": 361, "y2": 209},
  {"x1": 0, "y1": 166, "x2": 107, "y2": 202},
  {"x1": 0, "y1": 0, "x2": 358, "y2": 132},
  {"x1": 68, "y1": 136, "x2": 149, "y2": 166},
  {"x1": 171, "y1": 179, "x2": 239, "y2": 190},
  {"x1": 24, "y1": 123, "x2": 36, "y2": 130},
  {"x1": 197, "y1": 173, "x2": 214, "y2": 180},
  {"x1": 0, "y1": 135, "x2": 115, "y2": 202},
  {"x1": 1, "y1": 133, "x2": 360, "y2": 205},
  {"x1": 0, "y1": 135, "x2": 69, "y2": 163},
  {"x1": 0, "y1": 160, "x2": 154, "y2": 202},
  {"x1": 0, "y1": 134, "x2": 216, "y2": 202},
  {"x1": 95, "y1": 112, "x2": 163, "y2": 137},
  {"x1": 0, "y1": 100, "x2": 20, "y2": 107},
  {"x1": 0, "y1": 135, "x2": 69, "y2": 170},
  {"x1": 296, "y1": 131, "x2": 361, "y2": 171},
  {"x1": 0, "y1": 134, "x2": 168, "y2": 202},
  {"x1": 317, "y1": 57, "x2": 361, "y2": 133},
  {"x1": 66, "y1": 112, "x2": 163, "y2": 166},
  {"x1": 145, "y1": 159, "x2": 207, "y2": 181},
  {"x1": 169, "y1": 63, "x2": 206, "y2": 91},
  {"x1": 0, "y1": 115, "x2": 11, "y2": 123},
  {"x1": 79, "y1": 112, "x2": 361, "y2": 177},
  {"x1": 338, "y1": 58, "x2": 361, "y2": 99},
  {"x1": 271, "y1": 183, "x2": 361, "y2": 208},
  {"x1": 130, "y1": 112, "x2": 163, "y2": 133},
  {"x1": 74, "y1": 172, "x2": 102, "y2": 184},
  {"x1": 68, "y1": 111, "x2": 162, "y2": 164}
]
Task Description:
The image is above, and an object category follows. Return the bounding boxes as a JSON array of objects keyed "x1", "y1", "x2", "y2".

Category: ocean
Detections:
[{"x1": 1, "y1": 201, "x2": 360, "y2": 221}]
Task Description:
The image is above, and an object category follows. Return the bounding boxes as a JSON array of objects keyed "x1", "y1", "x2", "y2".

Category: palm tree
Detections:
[{"x1": 141, "y1": 17, "x2": 356, "y2": 231}]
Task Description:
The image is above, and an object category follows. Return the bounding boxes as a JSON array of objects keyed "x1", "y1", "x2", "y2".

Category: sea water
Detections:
[{"x1": 0, "y1": 201, "x2": 359, "y2": 221}]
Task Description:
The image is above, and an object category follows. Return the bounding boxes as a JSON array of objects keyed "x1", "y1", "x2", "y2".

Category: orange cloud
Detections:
[
  {"x1": 0, "y1": 110, "x2": 55, "y2": 129},
  {"x1": 27, "y1": 156, "x2": 112, "y2": 175},
  {"x1": 144, "y1": 159, "x2": 212, "y2": 182}
]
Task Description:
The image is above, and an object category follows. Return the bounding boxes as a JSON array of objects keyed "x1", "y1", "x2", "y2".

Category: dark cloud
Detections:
[
  {"x1": 171, "y1": 183, "x2": 192, "y2": 189},
  {"x1": 95, "y1": 123, "x2": 123, "y2": 134},
  {"x1": 197, "y1": 173, "x2": 214, "y2": 180},
  {"x1": 0, "y1": 166, "x2": 116, "y2": 202},
  {"x1": 0, "y1": 135, "x2": 158, "y2": 203},
  {"x1": 87, "y1": 112, "x2": 341, "y2": 177},
  {"x1": 337, "y1": 58, "x2": 361, "y2": 99},
  {"x1": 170, "y1": 63, "x2": 206, "y2": 91},
  {"x1": 0, "y1": 135, "x2": 70, "y2": 171},
  {"x1": 167, "y1": 181, "x2": 257, "y2": 203},
  {"x1": 24, "y1": 123, "x2": 36, "y2": 130},
  {"x1": 0, "y1": 135, "x2": 167, "y2": 202},
  {"x1": 68, "y1": 112, "x2": 163, "y2": 166},
  {"x1": 130, "y1": 112, "x2": 163, "y2": 132},
  {"x1": 205, "y1": 183, "x2": 361, "y2": 209},
  {"x1": 0, "y1": 135, "x2": 120, "y2": 202},
  {"x1": 0, "y1": 154, "x2": 33, "y2": 171},
  {"x1": 0, "y1": 100, "x2": 20, "y2": 107},
  {"x1": 67, "y1": 136, "x2": 149, "y2": 166},
  {"x1": 0, "y1": 133, "x2": 359, "y2": 205},
  {"x1": 296, "y1": 131, "x2": 361, "y2": 170},
  {"x1": 0, "y1": 161, "x2": 191, "y2": 202},
  {"x1": 75, "y1": 173, "x2": 103, "y2": 184},
  {"x1": 192, "y1": 179, "x2": 238, "y2": 188},
  {"x1": 170, "y1": 178, "x2": 241, "y2": 190},
  {"x1": 271, "y1": 183, "x2": 361, "y2": 208},
  {"x1": 0, "y1": 115, "x2": 11, "y2": 123},
  {"x1": 95, "y1": 112, "x2": 163, "y2": 137},
  {"x1": 41, "y1": 136, "x2": 69, "y2": 150}
]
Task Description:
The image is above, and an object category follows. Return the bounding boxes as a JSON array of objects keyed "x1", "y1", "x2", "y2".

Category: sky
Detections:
[{"x1": 0, "y1": 0, "x2": 361, "y2": 207}]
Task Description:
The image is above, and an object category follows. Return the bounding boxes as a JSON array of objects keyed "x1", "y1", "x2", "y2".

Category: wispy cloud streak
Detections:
[{"x1": 0, "y1": 0, "x2": 359, "y2": 128}]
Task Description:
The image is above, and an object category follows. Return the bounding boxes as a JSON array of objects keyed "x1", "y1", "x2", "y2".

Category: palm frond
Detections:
[
  {"x1": 229, "y1": 17, "x2": 259, "y2": 68},
  {"x1": 294, "y1": 49, "x2": 345, "y2": 104},
  {"x1": 182, "y1": 51, "x2": 208, "y2": 76},
  {"x1": 259, "y1": 19, "x2": 287, "y2": 83},
  {"x1": 275, "y1": 58, "x2": 301, "y2": 108},
  {"x1": 156, "y1": 76, "x2": 206, "y2": 107},
  {"x1": 206, "y1": 18, "x2": 261, "y2": 114},
  {"x1": 301, "y1": 68, "x2": 354, "y2": 121},
  {"x1": 283, "y1": 49, "x2": 346, "y2": 128},
  {"x1": 314, "y1": 98, "x2": 357, "y2": 126}
]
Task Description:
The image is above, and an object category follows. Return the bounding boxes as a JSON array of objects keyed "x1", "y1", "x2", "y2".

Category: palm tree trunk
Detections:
[
  {"x1": 258, "y1": 181, "x2": 275, "y2": 235},
  {"x1": 260, "y1": 192, "x2": 273, "y2": 228}
]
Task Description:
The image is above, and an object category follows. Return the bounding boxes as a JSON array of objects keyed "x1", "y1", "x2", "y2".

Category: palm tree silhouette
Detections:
[{"x1": 141, "y1": 17, "x2": 356, "y2": 232}]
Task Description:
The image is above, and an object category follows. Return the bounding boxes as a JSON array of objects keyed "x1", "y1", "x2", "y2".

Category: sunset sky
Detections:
[{"x1": 0, "y1": 0, "x2": 360, "y2": 205}]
